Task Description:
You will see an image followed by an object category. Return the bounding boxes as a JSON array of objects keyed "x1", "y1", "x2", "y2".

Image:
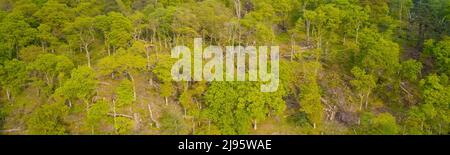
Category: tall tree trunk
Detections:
[
  {"x1": 41, "y1": 41, "x2": 46, "y2": 53},
  {"x1": 128, "y1": 72, "x2": 137, "y2": 101},
  {"x1": 84, "y1": 43, "x2": 91, "y2": 68},
  {"x1": 147, "y1": 103, "x2": 159, "y2": 128},
  {"x1": 68, "y1": 100, "x2": 72, "y2": 108},
  {"x1": 86, "y1": 99, "x2": 90, "y2": 113},
  {"x1": 145, "y1": 48, "x2": 151, "y2": 70},
  {"x1": 105, "y1": 39, "x2": 110, "y2": 56},
  {"x1": 6, "y1": 88, "x2": 11, "y2": 102},
  {"x1": 44, "y1": 73, "x2": 51, "y2": 87},
  {"x1": 306, "y1": 20, "x2": 310, "y2": 42},
  {"x1": 365, "y1": 91, "x2": 371, "y2": 109},
  {"x1": 165, "y1": 97, "x2": 168, "y2": 106}
]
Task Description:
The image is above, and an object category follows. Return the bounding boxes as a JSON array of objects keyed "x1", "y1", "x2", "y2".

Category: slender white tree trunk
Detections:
[
  {"x1": 128, "y1": 72, "x2": 137, "y2": 101},
  {"x1": 165, "y1": 97, "x2": 168, "y2": 106},
  {"x1": 365, "y1": 91, "x2": 371, "y2": 109},
  {"x1": 147, "y1": 103, "x2": 159, "y2": 128},
  {"x1": 6, "y1": 89, "x2": 11, "y2": 101},
  {"x1": 84, "y1": 43, "x2": 91, "y2": 68}
]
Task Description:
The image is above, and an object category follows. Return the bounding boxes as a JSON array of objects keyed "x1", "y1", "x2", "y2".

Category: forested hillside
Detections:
[{"x1": 0, "y1": 0, "x2": 448, "y2": 135}]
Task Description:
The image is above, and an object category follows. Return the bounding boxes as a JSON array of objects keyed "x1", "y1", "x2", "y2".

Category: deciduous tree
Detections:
[
  {"x1": 26, "y1": 102, "x2": 69, "y2": 134},
  {"x1": 0, "y1": 59, "x2": 28, "y2": 101}
]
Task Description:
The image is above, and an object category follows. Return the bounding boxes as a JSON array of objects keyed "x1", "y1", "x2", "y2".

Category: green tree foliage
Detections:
[
  {"x1": 0, "y1": 15, "x2": 37, "y2": 59},
  {"x1": 114, "y1": 117, "x2": 133, "y2": 134},
  {"x1": 37, "y1": 24, "x2": 59, "y2": 53},
  {"x1": 54, "y1": 66, "x2": 97, "y2": 107},
  {"x1": 130, "y1": 11, "x2": 146, "y2": 40},
  {"x1": 203, "y1": 81, "x2": 286, "y2": 134},
  {"x1": 350, "y1": 66, "x2": 376, "y2": 110},
  {"x1": 359, "y1": 112, "x2": 399, "y2": 135},
  {"x1": 18, "y1": 45, "x2": 45, "y2": 62},
  {"x1": 423, "y1": 38, "x2": 450, "y2": 75},
  {"x1": 0, "y1": 59, "x2": 28, "y2": 101},
  {"x1": 108, "y1": 12, "x2": 133, "y2": 49},
  {"x1": 298, "y1": 61, "x2": 323, "y2": 129},
  {"x1": 240, "y1": 1, "x2": 276, "y2": 44},
  {"x1": 147, "y1": 6, "x2": 177, "y2": 44},
  {"x1": 179, "y1": 82, "x2": 206, "y2": 119},
  {"x1": 151, "y1": 54, "x2": 176, "y2": 105},
  {"x1": 28, "y1": 53, "x2": 74, "y2": 95},
  {"x1": 86, "y1": 99, "x2": 110, "y2": 134},
  {"x1": 73, "y1": 0, "x2": 105, "y2": 17},
  {"x1": 400, "y1": 59, "x2": 422, "y2": 82},
  {"x1": 33, "y1": 0, "x2": 74, "y2": 37},
  {"x1": 159, "y1": 106, "x2": 189, "y2": 135},
  {"x1": 64, "y1": 16, "x2": 96, "y2": 67},
  {"x1": 93, "y1": 11, "x2": 132, "y2": 55},
  {"x1": 115, "y1": 79, "x2": 134, "y2": 107},
  {"x1": 403, "y1": 74, "x2": 449, "y2": 134},
  {"x1": 303, "y1": 4, "x2": 343, "y2": 47},
  {"x1": 358, "y1": 29, "x2": 400, "y2": 78},
  {"x1": 97, "y1": 48, "x2": 146, "y2": 100},
  {"x1": 193, "y1": 0, "x2": 233, "y2": 44},
  {"x1": 0, "y1": 0, "x2": 448, "y2": 135},
  {"x1": 338, "y1": 2, "x2": 369, "y2": 43},
  {"x1": 360, "y1": 0, "x2": 397, "y2": 35},
  {"x1": 410, "y1": 0, "x2": 449, "y2": 44},
  {"x1": 26, "y1": 102, "x2": 69, "y2": 134},
  {"x1": 389, "y1": 0, "x2": 413, "y2": 25}
]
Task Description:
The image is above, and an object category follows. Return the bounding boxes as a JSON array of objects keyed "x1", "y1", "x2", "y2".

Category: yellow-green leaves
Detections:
[
  {"x1": 400, "y1": 59, "x2": 422, "y2": 82},
  {"x1": 203, "y1": 81, "x2": 286, "y2": 134},
  {"x1": 423, "y1": 38, "x2": 450, "y2": 75},
  {"x1": 54, "y1": 66, "x2": 96, "y2": 105},
  {"x1": 359, "y1": 112, "x2": 399, "y2": 135},
  {"x1": 116, "y1": 79, "x2": 134, "y2": 107},
  {"x1": 0, "y1": 59, "x2": 27, "y2": 101},
  {"x1": 26, "y1": 102, "x2": 69, "y2": 135}
]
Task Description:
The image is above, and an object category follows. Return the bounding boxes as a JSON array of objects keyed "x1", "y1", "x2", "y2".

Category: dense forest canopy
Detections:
[{"x1": 0, "y1": 0, "x2": 448, "y2": 135}]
